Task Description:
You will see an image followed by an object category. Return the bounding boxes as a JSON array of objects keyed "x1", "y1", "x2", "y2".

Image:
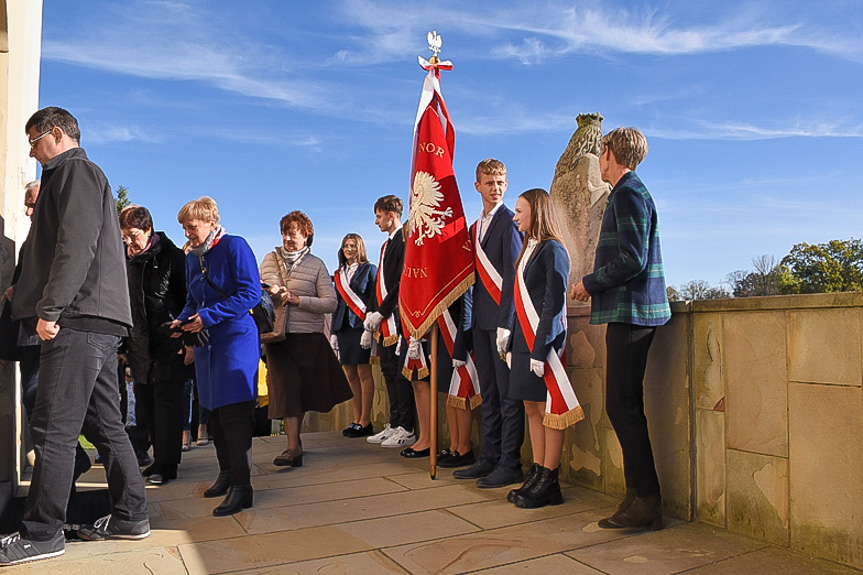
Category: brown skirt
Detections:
[{"x1": 265, "y1": 332, "x2": 353, "y2": 419}]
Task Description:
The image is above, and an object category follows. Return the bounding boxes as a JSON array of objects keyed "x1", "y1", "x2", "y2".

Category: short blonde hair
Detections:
[
  {"x1": 475, "y1": 158, "x2": 507, "y2": 182},
  {"x1": 177, "y1": 196, "x2": 220, "y2": 225},
  {"x1": 601, "y1": 127, "x2": 648, "y2": 170}
]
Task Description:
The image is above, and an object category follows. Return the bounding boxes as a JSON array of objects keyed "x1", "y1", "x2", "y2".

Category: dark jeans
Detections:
[
  {"x1": 210, "y1": 400, "x2": 255, "y2": 487},
  {"x1": 135, "y1": 377, "x2": 185, "y2": 473},
  {"x1": 605, "y1": 322, "x2": 661, "y2": 498},
  {"x1": 379, "y1": 341, "x2": 415, "y2": 432},
  {"x1": 19, "y1": 350, "x2": 40, "y2": 417},
  {"x1": 22, "y1": 328, "x2": 148, "y2": 542},
  {"x1": 474, "y1": 327, "x2": 524, "y2": 468}
]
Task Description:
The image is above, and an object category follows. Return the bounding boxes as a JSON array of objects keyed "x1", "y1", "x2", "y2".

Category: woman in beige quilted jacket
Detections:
[{"x1": 260, "y1": 211, "x2": 352, "y2": 467}]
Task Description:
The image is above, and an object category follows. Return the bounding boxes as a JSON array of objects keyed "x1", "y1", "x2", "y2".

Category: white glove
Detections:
[
  {"x1": 505, "y1": 351, "x2": 512, "y2": 369},
  {"x1": 329, "y1": 334, "x2": 339, "y2": 351},
  {"x1": 395, "y1": 335, "x2": 403, "y2": 356},
  {"x1": 530, "y1": 358, "x2": 545, "y2": 378},
  {"x1": 360, "y1": 329, "x2": 373, "y2": 350},
  {"x1": 407, "y1": 337, "x2": 422, "y2": 360},
  {"x1": 364, "y1": 311, "x2": 384, "y2": 332},
  {"x1": 452, "y1": 358, "x2": 466, "y2": 369},
  {"x1": 496, "y1": 327, "x2": 511, "y2": 357}
]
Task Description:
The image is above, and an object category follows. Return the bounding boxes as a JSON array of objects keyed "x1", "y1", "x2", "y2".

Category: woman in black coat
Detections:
[{"x1": 120, "y1": 205, "x2": 190, "y2": 485}]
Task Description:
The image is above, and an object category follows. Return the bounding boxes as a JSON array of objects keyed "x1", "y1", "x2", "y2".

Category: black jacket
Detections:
[
  {"x1": 125, "y1": 232, "x2": 187, "y2": 384},
  {"x1": 11, "y1": 148, "x2": 132, "y2": 330}
]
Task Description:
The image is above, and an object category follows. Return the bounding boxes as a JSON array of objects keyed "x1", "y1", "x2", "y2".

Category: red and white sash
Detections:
[
  {"x1": 438, "y1": 310, "x2": 481, "y2": 410},
  {"x1": 334, "y1": 267, "x2": 367, "y2": 321},
  {"x1": 375, "y1": 240, "x2": 398, "y2": 346},
  {"x1": 514, "y1": 242, "x2": 583, "y2": 429},
  {"x1": 472, "y1": 221, "x2": 502, "y2": 305}
]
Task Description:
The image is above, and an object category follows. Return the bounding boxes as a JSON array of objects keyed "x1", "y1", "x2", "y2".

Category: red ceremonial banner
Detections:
[{"x1": 399, "y1": 67, "x2": 474, "y2": 339}]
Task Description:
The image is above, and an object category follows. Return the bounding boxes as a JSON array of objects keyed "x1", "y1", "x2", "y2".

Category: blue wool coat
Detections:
[{"x1": 179, "y1": 234, "x2": 261, "y2": 410}]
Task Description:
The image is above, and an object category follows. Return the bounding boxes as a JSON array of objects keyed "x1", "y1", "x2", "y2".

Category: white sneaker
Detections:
[
  {"x1": 366, "y1": 423, "x2": 395, "y2": 444},
  {"x1": 381, "y1": 426, "x2": 416, "y2": 448}
]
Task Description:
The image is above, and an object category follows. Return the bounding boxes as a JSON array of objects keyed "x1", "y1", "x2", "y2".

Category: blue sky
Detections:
[{"x1": 35, "y1": 0, "x2": 863, "y2": 288}]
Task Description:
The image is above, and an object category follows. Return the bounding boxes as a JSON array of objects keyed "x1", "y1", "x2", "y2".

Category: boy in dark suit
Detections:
[
  {"x1": 453, "y1": 159, "x2": 525, "y2": 487},
  {"x1": 363, "y1": 195, "x2": 416, "y2": 448}
]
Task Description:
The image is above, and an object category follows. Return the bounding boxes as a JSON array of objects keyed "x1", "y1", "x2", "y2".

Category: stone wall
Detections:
[{"x1": 307, "y1": 292, "x2": 863, "y2": 570}]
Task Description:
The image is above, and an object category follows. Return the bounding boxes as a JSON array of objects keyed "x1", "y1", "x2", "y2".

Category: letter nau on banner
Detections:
[{"x1": 399, "y1": 53, "x2": 474, "y2": 339}]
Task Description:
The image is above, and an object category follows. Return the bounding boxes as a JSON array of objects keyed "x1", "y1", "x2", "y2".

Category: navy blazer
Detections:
[
  {"x1": 512, "y1": 239, "x2": 569, "y2": 363},
  {"x1": 332, "y1": 262, "x2": 377, "y2": 332},
  {"x1": 368, "y1": 229, "x2": 404, "y2": 320},
  {"x1": 471, "y1": 205, "x2": 523, "y2": 332}
]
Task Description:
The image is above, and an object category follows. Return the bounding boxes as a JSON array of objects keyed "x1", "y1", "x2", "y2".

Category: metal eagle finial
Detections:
[{"x1": 427, "y1": 31, "x2": 442, "y2": 64}]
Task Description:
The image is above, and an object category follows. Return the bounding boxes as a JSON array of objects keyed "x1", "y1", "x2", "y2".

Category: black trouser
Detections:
[
  {"x1": 474, "y1": 327, "x2": 524, "y2": 468},
  {"x1": 134, "y1": 377, "x2": 185, "y2": 474},
  {"x1": 605, "y1": 323, "x2": 661, "y2": 498},
  {"x1": 210, "y1": 400, "x2": 255, "y2": 487},
  {"x1": 22, "y1": 329, "x2": 147, "y2": 542},
  {"x1": 379, "y1": 341, "x2": 415, "y2": 432}
]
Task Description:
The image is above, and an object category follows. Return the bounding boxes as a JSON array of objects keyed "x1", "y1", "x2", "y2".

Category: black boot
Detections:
[
  {"x1": 598, "y1": 487, "x2": 637, "y2": 528},
  {"x1": 507, "y1": 463, "x2": 540, "y2": 503},
  {"x1": 598, "y1": 494, "x2": 663, "y2": 531},
  {"x1": 213, "y1": 486, "x2": 254, "y2": 517},
  {"x1": 513, "y1": 466, "x2": 563, "y2": 509},
  {"x1": 203, "y1": 471, "x2": 231, "y2": 498}
]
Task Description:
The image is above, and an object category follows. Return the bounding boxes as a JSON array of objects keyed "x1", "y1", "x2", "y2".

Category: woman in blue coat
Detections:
[
  {"x1": 507, "y1": 188, "x2": 577, "y2": 509},
  {"x1": 331, "y1": 233, "x2": 377, "y2": 438},
  {"x1": 172, "y1": 196, "x2": 260, "y2": 517}
]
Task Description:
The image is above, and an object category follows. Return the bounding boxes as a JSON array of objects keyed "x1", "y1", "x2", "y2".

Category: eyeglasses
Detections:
[
  {"x1": 122, "y1": 230, "x2": 143, "y2": 244},
  {"x1": 28, "y1": 129, "x2": 54, "y2": 148}
]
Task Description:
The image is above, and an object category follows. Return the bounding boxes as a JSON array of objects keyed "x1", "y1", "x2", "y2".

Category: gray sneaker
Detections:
[
  {"x1": 77, "y1": 514, "x2": 150, "y2": 541},
  {"x1": 0, "y1": 532, "x2": 65, "y2": 565}
]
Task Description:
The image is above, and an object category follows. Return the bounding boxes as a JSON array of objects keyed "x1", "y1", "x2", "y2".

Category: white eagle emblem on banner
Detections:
[{"x1": 409, "y1": 171, "x2": 453, "y2": 246}]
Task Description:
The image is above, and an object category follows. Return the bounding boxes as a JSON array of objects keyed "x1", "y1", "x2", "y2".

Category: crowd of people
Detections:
[{"x1": 0, "y1": 106, "x2": 671, "y2": 566}]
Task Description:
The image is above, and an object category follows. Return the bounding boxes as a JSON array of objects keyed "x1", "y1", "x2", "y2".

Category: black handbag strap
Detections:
[{"x1": 200, "y1": 257, "x2": 230, "y2": 299}]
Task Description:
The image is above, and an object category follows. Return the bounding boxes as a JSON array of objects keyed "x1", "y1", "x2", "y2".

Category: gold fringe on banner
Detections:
[
  {"x1": 542, "y1": 405, "x2": 585, "y2": 430},
  {"x1": 469, "y1": 392, "x2": 482, "y2": 410},
  {"x1": 381, "y1": 333, "x2": 399, "y2": 347},
  {"x1": 400, "y1": 274, "x2": 474, "y2": 341},
  {"x1": 369, "y1": 356, "x2": 380, "y2": 365}
]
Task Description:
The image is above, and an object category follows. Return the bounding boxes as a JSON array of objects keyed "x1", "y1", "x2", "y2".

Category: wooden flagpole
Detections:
[{"x1": 429, "y1": 322, "x2": 439, "y2": 479}]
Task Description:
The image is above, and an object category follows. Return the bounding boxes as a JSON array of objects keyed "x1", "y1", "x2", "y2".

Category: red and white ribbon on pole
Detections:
[
  {"x1": 514, "y1": 249, "x2": 584, "y2": 429},
  {"x1": 437, "y1": 309, "x2": 480, "y2": 410}
]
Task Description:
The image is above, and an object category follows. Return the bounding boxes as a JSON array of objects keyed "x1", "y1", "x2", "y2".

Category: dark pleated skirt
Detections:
[
  {"x1": 265, "y1": 332, "x2": 353, "y2": 419},
  {"x1": 508, "y1": 348, "x2": 547, "y2": 402},
  {"x1": 335, "y1": 326, "x2": 371, "y2": 365}
]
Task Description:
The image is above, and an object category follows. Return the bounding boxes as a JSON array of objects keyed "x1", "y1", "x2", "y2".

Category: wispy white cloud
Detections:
[
  {"x1": 41, "y1": 1, "x2": 338, "y2": 111},
  {"x1": 651, "y1": 119, "x2": 863, "y2": 140},
  {"x1": 86, "y1": 124, "x2": 165, "y2": 145},
  {"x1": 332, "y1": 1, "x2": 863, "y2": 65}
]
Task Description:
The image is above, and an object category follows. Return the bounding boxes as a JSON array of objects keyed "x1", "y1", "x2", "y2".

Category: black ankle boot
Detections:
[
  {"x1": 599, "y1": 494, "x2": 663, "y2": 531},
  {"x1": 203, "y1": 472, "x2": 231, "y2": 498},
  {"x1": 513, "y1": 466, "x2": 563, "y2": 509},
  {"x1": 598, "y1": 487, "x2": 637, "y2": 528},
  {"x1": 507, "y1": 463, "x2": 540, "y2": 503},
  {"x1": 213, "y1": 485, "x2": 254, "y2": 517}
]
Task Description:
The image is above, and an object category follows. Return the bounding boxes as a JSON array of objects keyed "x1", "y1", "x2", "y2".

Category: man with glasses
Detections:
[{"x1": 0, "y1": 107, "x2": 150, "y2": 566}]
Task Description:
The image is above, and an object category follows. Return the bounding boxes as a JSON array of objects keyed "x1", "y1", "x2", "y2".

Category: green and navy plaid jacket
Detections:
[{"x1": 583, "y1": 171, "x2": 671, "y2": 326}]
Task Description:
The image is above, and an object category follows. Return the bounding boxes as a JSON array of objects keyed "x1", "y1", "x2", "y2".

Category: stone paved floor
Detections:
[{"x1": 6, "y1": 431, "x2": 861, "y2": 574}]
